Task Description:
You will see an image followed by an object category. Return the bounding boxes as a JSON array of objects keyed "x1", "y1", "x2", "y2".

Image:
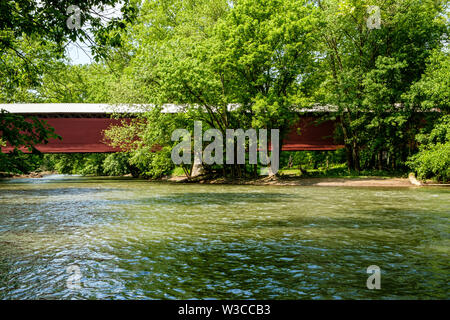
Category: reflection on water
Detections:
[{"x1": 0, "y1": 175, "x2": 448, "y2": 299}]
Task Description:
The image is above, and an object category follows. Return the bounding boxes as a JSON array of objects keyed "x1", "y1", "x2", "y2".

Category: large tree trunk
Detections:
[
  {"x1": 352, "y1": 140, "x2": 361, "y2": 172},
  {"x1": 345, "y1": 145, "x2": 354, "y2": 172},
  {"x1": 191, "y1": 163, "x2": 204, "y2": 177},
  {"x1": 339, "y1": 114, "x2": 353, "y2": 172},
  {"x1": 340, "y1": 113, "x2": 361, "y2": 172}
]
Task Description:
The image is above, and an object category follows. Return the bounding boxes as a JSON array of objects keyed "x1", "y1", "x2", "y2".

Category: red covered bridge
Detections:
[{"x1": 1, "y1": 104, "x2": 343, "y2": 153}]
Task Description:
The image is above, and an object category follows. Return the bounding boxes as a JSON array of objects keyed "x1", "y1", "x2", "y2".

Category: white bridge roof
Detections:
[
  {"x1": 0, "y1": 103, "x2": 184, "y2": 114},
  {"x1": 0, "y1": 103, "x2": 339, "y2": 114}
]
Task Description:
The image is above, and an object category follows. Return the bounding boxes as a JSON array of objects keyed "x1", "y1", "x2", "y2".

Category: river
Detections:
[{"x1": 0, "y1": 175, "x2": 448, "y2": 299}]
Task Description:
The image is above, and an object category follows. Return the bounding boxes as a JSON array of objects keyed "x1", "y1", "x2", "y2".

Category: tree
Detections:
[
  {"x1": 36, "y1": 62, "x2": 116, "y2": 103},
  {"x1": 1, "y1": 1, "x2": 138, "y2": 100},
  {"x1": 406, "y1": 50, "x2": 450, "y2": 182},
  {"x1": 0, "y1": 110, "x2": 60, "y2": 152},
  {"x1": 104, "y1": 105, "x2": 190, "y2": 178},
  {"x1": 406, "y1": 50, "x2": 450, "y2": 112},
  {"x1": 0, "y1": 1, "x2": 134, "y2": 51},
  {"x1": 0, "y1": 1, "x2": 135, "y2": 170},
  {"x1": 0, "y1": 110, "x2": 61, "y2": 173},
  {"x1": 313, "y1": 0, "x2": 448, "y2": 171},
  {"x1": 214, "y1": 0, "x2": 318, "y2": 141},
  {"x1": 103, "y1": 0, "x2": 319, "y2": 177},
  {"x1": 407, "y1": 115, "x2": 450, "y2": 182}
]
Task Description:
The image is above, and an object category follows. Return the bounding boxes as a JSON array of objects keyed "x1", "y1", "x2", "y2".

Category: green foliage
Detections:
[
  {"x1": 0, "y1": 110, "x2": 61, "y2": 152},
  {"x1": 128, "y1": 147, "x2": 174, "y2": 179},
  {"x1": 102, "y1": 0, "x2": 320, "y2": 177},
  {"x1": 314, "y1": 0, "x2": 448, "y2": 171},
  {"x1": 0, "y1": 110, "x2": 62, "y2": 174},
  {"x1": 52, "y1": 154, "x2": 85, "y2": 174},
  {"x1": 408, "y1": 142, "x2": 450, "y2": 182},
  {"x1": 103, "y1": 0, "x2": 447, "y2": 177},
  {"x1": 280, "y1": 150, "x2": 347, "y2": 170},
  {"x1": 0, "y1": 1, "x2": 135, "y2": 173},
  {"x1": 2, "y1": 0, "x2": 449, "y2": 180},
  {"x1": 38, "y1": 63, "x2": 116, "y2": 103},
  {"x1": 41, "y1": 154, "x2": 106, "y2": 175},
  {"x1": 215, "y1": 0, "x2": 318, "y2": 132},
  {"x1": 38, "y1": 152, "x2": 172, "y2": 179},
  {"x1": 145, "y1": 147, "x2": 174, "y2": 179},
  {"x1": 78, "y1": 154, "x2": 106, "y2": 176},
  {"x1": 0, "y1": 36, "x2": 64, "y2": 103},
  {"x1": 0, "y1": 1, "x2": 134, "y2": 102},
  {"x1": 0, "y1": 0, "x2": 133, "y2": 54},
  {"x1": 404, "y1": 45, "x2": 450, "y2": 182},
  {"x1": 104, "y1": 105, "x2": 187, "y2": 178},
  {"x1": 0, "y1": 152, "x2": 43, "y2": 174},
  {"x1": 103, "y1": 153, "x2": 132, "y2": 176},
  {"x1": 407, "y1": 116, "x2": 450, "y2": 182},
  {"x1": 406, "y1": 50, "x2": 450, "y2": 112}
]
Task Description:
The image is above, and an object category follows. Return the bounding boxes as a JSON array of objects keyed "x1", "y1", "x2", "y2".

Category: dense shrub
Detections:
[
  {"x1": 102, "y1": 153, "x2": 131, "y2": 176},
  {"x1": 0, "y1": 151, "x2": 43, "y2": 174},
  {"x1": 407, "y1": 115, "x2": 450, "y2": 182},
  {"x1": 129, "y1": 147, "x2": 174, "y2": 179},
  {"x1": 280, "y1": 150, "x2": 347, "y2": 170}
]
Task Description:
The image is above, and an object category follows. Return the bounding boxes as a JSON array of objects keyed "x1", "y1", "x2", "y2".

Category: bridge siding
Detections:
[{"x1": 2, "y1": 117, "x2": 343, "y2": 153}]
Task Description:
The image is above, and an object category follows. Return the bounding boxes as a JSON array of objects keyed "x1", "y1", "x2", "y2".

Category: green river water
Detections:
[{"x1": 0, "y1": 175, "x2": 448, "y2": 299}]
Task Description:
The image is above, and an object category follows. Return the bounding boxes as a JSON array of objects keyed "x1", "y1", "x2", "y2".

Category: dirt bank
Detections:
[{"x1": 167, "y1": 175, "x2": 418, "y2": 187}]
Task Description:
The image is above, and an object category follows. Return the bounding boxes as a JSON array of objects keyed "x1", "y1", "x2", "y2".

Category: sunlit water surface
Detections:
[{"x1": 0, "y1": 175, "x2": 448, "y2": 299}]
